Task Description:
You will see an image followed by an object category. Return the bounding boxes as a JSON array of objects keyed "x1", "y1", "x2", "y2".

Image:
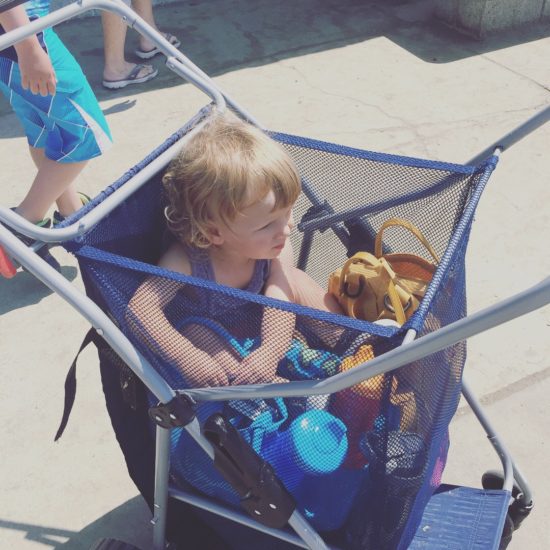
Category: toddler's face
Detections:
[{"x1": 217, "y1": 191, "x2": 295, "y2": 260}]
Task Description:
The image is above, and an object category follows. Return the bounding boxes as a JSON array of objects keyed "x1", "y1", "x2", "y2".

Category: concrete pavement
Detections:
[{"x1": 1, "y1": 1, "x2": 549, "y2": 548}]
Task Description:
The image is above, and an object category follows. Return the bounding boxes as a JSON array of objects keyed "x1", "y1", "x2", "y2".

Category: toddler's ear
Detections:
[{"x1": 205, "y1": 225, "x2": 224, "y2": 246}]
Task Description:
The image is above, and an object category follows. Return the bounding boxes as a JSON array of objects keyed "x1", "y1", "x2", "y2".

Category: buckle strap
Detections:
[
  {"x1": 203, "y1": 413, "x2": 295, "y2": 529},
  {"x1": 54, "y1": 328, "x2": 98, "y2": 441}
]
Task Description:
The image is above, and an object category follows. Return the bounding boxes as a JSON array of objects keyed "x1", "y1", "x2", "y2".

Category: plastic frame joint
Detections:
[{"x1": 149, "y1": 394, "x2": 197, "y2": 428}]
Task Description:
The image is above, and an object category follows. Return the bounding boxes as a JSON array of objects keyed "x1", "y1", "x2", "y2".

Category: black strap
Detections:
[
  {"x1": 54, "y1": 328, "x2": 99, "y2": 441},
  {"x1": 0, "y1": 0, "x2": 27, "y2": 15}
]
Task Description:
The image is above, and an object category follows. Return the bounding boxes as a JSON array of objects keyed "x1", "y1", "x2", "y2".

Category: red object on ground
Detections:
[{"x1": 0, "y1": 245, "x2": 17, "y2": 278}]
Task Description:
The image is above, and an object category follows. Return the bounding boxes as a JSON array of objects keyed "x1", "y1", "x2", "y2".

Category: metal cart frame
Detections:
[{"x1": 1, "y1": 2, "x2": 549, "y2": 548}]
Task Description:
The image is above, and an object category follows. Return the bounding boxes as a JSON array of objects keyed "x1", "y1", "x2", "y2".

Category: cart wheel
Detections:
[
  {"x1": 481, "y1": 470, "x2": 521, "y2": 496},
  {"x1": 89, "y1": 539, "x2": 142, "y2": 550},
  {"x1": 498, "y1": 514, "x2": 514, "y2": 550},
  {"x1": 481, "y1": 470, "x2": 533, "y2": 531}
]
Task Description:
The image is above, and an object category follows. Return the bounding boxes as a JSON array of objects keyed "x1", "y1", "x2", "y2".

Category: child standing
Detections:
[
  {"x1": 128, "y1": 112, "x2": 342, "y2": 388},
  {"x1": 0, "y1": 2, "x2": 112, "y2": 268}
]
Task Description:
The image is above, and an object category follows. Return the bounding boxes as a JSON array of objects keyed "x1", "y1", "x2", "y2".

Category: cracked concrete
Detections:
[{"x1": 1, "y1": 0, "x2": 549, "y2": 548}]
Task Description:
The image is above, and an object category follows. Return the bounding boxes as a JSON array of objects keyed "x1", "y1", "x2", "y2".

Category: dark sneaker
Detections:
[
  {"x1": 35, "y1": 245, "x2": 62, "y2": 272},
  {"x1": 4, "y1": 214, "x2": 61, "y2": 272}
]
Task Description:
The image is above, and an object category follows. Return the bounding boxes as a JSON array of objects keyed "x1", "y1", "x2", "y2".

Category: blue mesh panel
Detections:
[{"x1": 64, "y1": 111, "x2": 498, "y2": 549}]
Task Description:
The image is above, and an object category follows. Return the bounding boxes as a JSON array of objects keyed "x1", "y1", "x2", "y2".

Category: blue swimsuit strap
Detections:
[{"x1": 178, "y1": 316, "x2": 252, "y2": 358}]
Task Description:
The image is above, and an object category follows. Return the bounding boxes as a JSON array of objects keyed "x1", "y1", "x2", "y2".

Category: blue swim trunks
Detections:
[{"x1": 0, "y1": 26, "x2": 112, "y2": 163}]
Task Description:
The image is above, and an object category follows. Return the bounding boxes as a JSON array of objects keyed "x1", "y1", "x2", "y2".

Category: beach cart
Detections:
[{"x1": 1, "y1": 2, "x2": 550, "y2": 549}]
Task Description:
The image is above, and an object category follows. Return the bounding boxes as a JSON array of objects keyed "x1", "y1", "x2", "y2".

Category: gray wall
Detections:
[
  {"x1": 434, "y1": 0, "x2": 550, "y2": 37},
  {"x1": 50, "y1": 0, "x2": 179, "y2": 17},
  {"x1": 50, "y1": 0, "x2": 550, "y2": 36}
]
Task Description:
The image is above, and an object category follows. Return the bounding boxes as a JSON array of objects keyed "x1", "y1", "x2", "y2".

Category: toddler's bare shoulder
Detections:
[{"x1": 158, "y1": 242, "x2": 192, "y2": 276}]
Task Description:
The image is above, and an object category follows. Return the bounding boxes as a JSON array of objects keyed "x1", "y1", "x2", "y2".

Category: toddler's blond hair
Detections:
[{"x1": 163, "y1": 112, "x2": 301, "y2": 248}]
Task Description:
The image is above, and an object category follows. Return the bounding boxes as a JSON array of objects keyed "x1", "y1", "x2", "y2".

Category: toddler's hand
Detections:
[
  {"x1": 180, "y1": 361, "x2": 230, "y2": 388},
  {"x1": 231, "y1": 348, "x2": 280, "y2": 385}
]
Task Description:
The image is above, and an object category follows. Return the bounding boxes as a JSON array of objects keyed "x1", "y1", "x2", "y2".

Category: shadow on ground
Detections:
[
  {"x1": 0, "y1": 496, "x2": 151, "y2": 549},
  {"x1": 1, "y1": 0, "x2": 548, "y2": 123},
  {"x1": 0, "y1": 264, "x2": 78, "y2": 314}
]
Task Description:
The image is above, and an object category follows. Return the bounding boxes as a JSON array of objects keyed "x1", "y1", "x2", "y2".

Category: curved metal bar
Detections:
[
  {"x1": 0, "y1": 223, "x2": 176, "y2": 404},
  {"x1": 467, "y1": 104, "x2": 550, "y2": 165},
  {"x1": 0, "y1": 0, "x2": 84, "y2": 47},
  {"x1": 406, "y1": 327, "x2": 524, "y2": 499},
  {"x1": 152, "y1": 426, "x2": 171, "y2": 550},
  {"x1": 460, "y1": 379, "x2": 516, "y2": 493},
  {"x1": 0, "y1": 0, "x2": 226, "y2": 110},
  {"x1": 169, "y1": 488, "x2": 337, "y2": 550},
  {"x1": 101, "y1": 0, "x2": 261, "y2": 125},
  {"x1": 287, "y1": 513, "x2": 332, "y2": 550},
  {"x1": 179, "y1": 276, "x2": 550, "y2": 402},
  {"x1": 0, "y1": 116, "x2": 211, "y2": 242}
]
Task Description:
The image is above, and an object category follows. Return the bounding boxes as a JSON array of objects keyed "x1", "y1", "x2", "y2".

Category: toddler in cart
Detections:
[{"x1": 128, "y1": 111, "x2": 343, "y2": 388}]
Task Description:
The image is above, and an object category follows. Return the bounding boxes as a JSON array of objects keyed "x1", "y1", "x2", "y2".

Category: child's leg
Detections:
[
  {"x1": 132, "y1": 0, "x2": 179, "y2": 53},
  {"x1": 278, "y1": 241, "x2": 341, "y2": 312},
  {"x1": 55, "y1": 184, "x2": 85, "y2": 219},
  {"x1": 28, "y1": 144, "x2": 44, "y2": 170},
  {"x1": 287, "y1": 266, "x2": 347, "y2": 349},
  {"x1": 101, "y1": 10, "x2": 155, "y2": 82},
  {"x1": 5, "y1": 29, "x2": 110, "y2": 224},
  {"x1": 286, "y1": 265, "x2": 343, "y2": 314},
  {"x1": 27, "y1": 146, "x2": 84, "y2": 217},
  {"x1": 16, "y1": 150, "x2": 87, "y2": 222}
]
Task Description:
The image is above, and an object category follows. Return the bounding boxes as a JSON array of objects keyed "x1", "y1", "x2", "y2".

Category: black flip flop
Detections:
[
  {"x1": 102, "y1": 64, "x2": 158, "y2": 90},
  {"x1": 135, "y1": 33, "x2": 181, "y2": 60}
]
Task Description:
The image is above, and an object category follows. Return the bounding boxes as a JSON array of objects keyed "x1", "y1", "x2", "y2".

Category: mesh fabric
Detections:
[{"x1": 65, "y1": 112, "x2": 497, "y2": 549}]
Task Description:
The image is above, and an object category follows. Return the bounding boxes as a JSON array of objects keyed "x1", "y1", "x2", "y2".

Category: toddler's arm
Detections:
[
  {"x1": 0, "y1": 6, "x2": 57, "y2": 95},
  {"x1": 231, "y1": 259, "x2": 295, "y2": 385},
  {"x1": 127, "y1": 277, "x2": 231, "y2": 388},
  {"x1": 231, "y1": 257, "x2": 344, "y2": 384}
]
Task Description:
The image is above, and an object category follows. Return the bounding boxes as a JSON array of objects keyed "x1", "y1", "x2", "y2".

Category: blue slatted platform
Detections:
[{"x1": 410, "y1": 484, "x2": 510, "y2": 549}]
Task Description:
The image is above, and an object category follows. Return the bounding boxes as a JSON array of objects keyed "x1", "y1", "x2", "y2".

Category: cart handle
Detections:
[
  {"x1": 178, "y1": 275, "x2": 550, "y2": 402},
  {"x1": 0, "y1": 0, "x2": 226, "y2": 111},
  {"x1": 0, "y1": 0, "x2": 265, "y2": 244},
  {"x1": 468, "y1": 104, "x2": 550, "y2": 165}
]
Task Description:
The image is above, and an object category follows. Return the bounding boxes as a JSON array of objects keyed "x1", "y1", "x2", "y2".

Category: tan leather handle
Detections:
[
  {"x1": 386, "y1": 278, "x2": 407, "y2": 325},
  {"x1": 338, "y1": 251, "x2": 381, "y2": 295},
  {"x1": 338, "y1": 253, "x2": 407, "y2": 324},
  {"x1": 374, "y1": 218, "x2": 440, "y2": 264}
]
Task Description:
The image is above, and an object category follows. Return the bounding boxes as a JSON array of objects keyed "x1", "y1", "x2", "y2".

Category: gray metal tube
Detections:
[
  {"x1": 169, "y1": 487, "x2": 338, "y2": 549},
  {"x1": 151, "y1": 426, "x2": 171, "y2": 550},
  {"x1": 461, "y1": 379, "x2": 533, "y2": 504},
  {"x1": 0, "y1": 224, "x2": 175, "y2": 404},
  {"x1": 183, "y1": 418, "x2": 215, "y2": 459},
  {"x1": 510, "y1": 463, "x2": 533, "y2": 505},
  {"x1": 460, "y1": 380, "x2": 515, "y2": 492},
  {"x1": 287, "y1": 513, "x2": 332, "y2": 550},
  {"x1": 179, "y1": 277, "x2": 550, "y2": 402},
  {"x1": 405, "y1": 328, "x2": 527, "y2": 500},
  {"x1": 0, "y1": 0, "x2": 89, "y2": 49},
  {"x1": 0, "y1": 0, "x2": 226, "y2": 110},
  {"x1": 0, "y1": 116, "x2": 211, "y2": 242},
  {"x1": 162, "y1": 421, "x2": 331, "y2": 548},
  {"x1": 467, "y1": 105, "x2": 550, "y2": 165},
  {"x1": 0, "y1": 0, "x2": 257, "y2": 125}
]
